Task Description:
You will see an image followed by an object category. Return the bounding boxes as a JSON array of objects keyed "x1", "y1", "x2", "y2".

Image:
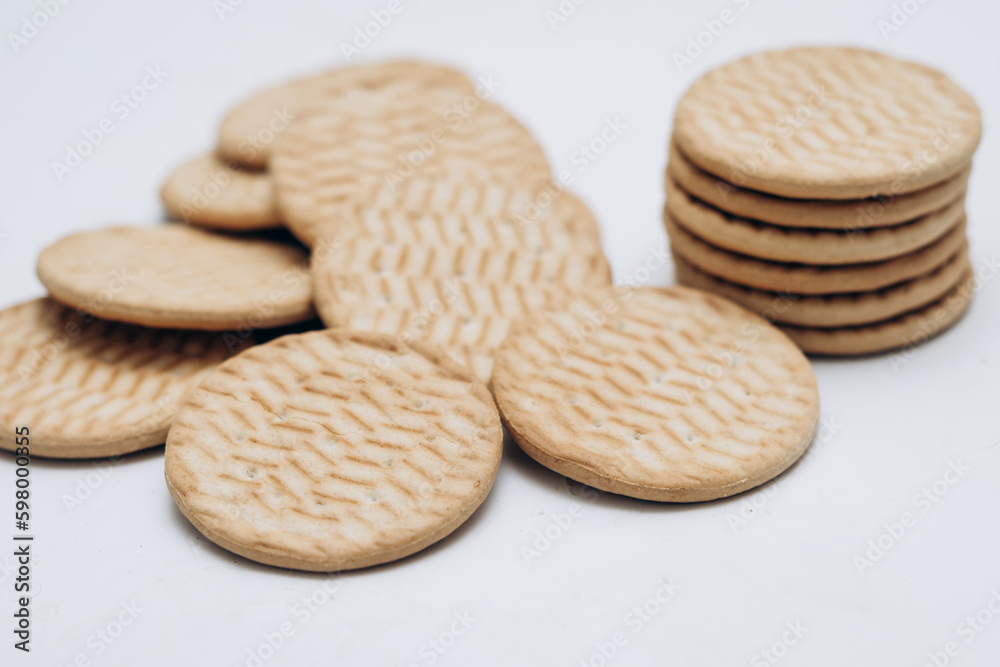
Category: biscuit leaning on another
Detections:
[{"x1": 491, "y1": 286, "x2": 820, "y2": 502}]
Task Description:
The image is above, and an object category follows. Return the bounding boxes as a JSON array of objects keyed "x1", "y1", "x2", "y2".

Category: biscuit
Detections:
[
  {"x1": 217, "y1": 61, "x2": 474, "y2": 168},
  {"x1": 0, "y1": 299, "x2": 237, "y2": 458},
  {"x1": 779, "y1": 268, "x2": 974, "y2": 355},
  {"x1": 160, "y1": 153, "x2": 281, "y2": 231},
  {"x1": 667, "y1": 142, "x2": 971, "y2": 230},
  {"x1": 665, "y1": 212, "x2": 968, "y2": 295},
  {"x1": 672, "y1": 47, "x2": 981, "y2": 199},
  {"x1": 37, "y1": 225, "x2": 314, "y2": 331},
  {"x1": 165, "y1": 330, "x2": 503, "y2": 572},
  {"x1": 666, "y1": 179, "x2": 964, "y2": 265},
  {"x1": 271, "y1": 82, "x2": 551, "y2": 246},
  {"x1": 491, "y1": 286, "x2": 820, "y2": 502},
  {"x1": 312, "y1": 179, "x2": 610, "y2": 381},
  {"x1": 673, "y1": 249, "x2": 969, "y2": 327}
]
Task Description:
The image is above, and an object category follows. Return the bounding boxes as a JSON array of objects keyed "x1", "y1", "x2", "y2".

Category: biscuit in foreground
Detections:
[
  {"x1": 491, "y1": 286, "x2": 820, "y2": 502},
  {"x1": 0, "y1": 299, "x2": 238, "y2": 458},
  {"x1": 165, "y1": 330, "x2": 503, "y2": 572}
]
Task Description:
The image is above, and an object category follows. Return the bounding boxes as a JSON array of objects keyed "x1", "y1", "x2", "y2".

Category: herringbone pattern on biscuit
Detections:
[
  {"x1": 0, "y1": 299, "x2": 235, "y2": 456},
  {"x1": 271, "y1": 83, "x2": 551, "y2": 245},
  {"x1": 219, "y1": 61, "x2": 474, "y2": 168},
  {"x1": 165, "y1": 330, "x2": 502, "y2": 570},
  {"x1": 492, "y1": 287, "x2": 819, "y2": 499},
  {"x1": 673, "y1": 47, "x2": 981, "y2": 198},
  {"x1": 312, "y1": 177, "x2": 611, "y2": 382}
]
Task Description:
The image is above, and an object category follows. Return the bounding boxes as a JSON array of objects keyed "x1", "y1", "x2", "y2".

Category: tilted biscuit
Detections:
[
  {"x1": 37, "y1": 225, "x2": 314, "y2": 331},
  {"x1": 0, "y1": 299, "x2": 238, "y2": 458},
  {"x1": 271, "y1": 82, "x2": 551, "y2": 246},
  {"x1": 218, "y1": 61, "x2": 474, "y2": 168},
  {"x1": 492, "y1": 286, "x2": 820, "y2": 502}
]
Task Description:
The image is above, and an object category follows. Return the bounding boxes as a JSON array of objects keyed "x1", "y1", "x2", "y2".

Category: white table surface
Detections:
[{"x1": 2, "y1": 0, "x2": 999, "y2": 665}]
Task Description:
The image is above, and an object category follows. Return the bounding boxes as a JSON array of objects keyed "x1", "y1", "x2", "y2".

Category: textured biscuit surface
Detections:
[
  {"x1": 674, "y1": 249, "x2": 969, "y2": 327},
  {"x1": 0, "y1": 299, "x2": 236, "y2": 458},
  {"x1": 271, "y1": 82, "x2": 551, "y2": 246},
  {"x1": 667, "y1": 142, "x2": 971, "y2": 229},
  {"x1": 165, "y1": 330, "x2": 503, "y2": 572},
  {"x1": 666, "y1": 179, "x2": 964, "y2": 265},
  {"x1": 780, "y1": 269, "x2": 974, "y2": 355},
  {"x1": 160, "y1": 153, "x2": 281, "y2": 231},
  {"x1": 312, "y1": 178, "x2": 610, "y2": 381},
  {"x1": 218, "y1": 61, "x2": 474, "y2": 168},
  {"x1": 37, "y1": 225, "x2": 314, "y2": 330},
  {"x1": 666, "y1": 213, "x2": 968, "y2": 295},
  {"x1": 492, "y1": 286, "x2": 820, "y2": 502},
  {"x1": 673, "y1": 47, "x2": 981, "y2": 199}
]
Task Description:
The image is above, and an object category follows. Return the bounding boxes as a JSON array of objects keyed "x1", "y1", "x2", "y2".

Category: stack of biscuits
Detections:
[{"x1": 665, "y1": 47, "x2": 981, "y2": 356}]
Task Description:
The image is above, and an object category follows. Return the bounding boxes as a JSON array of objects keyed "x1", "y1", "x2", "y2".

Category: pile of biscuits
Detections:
[
  {"x1": 37, "y1": 53, "x2": 1000, "y2": 573},
  {"x1": 666, "y1": 47, "x2": 981, "y2": 356}
]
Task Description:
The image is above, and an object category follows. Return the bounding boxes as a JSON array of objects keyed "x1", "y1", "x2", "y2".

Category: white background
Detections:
[{"x1": 2, "y1": 0, "x2": 999, "y2": 665}]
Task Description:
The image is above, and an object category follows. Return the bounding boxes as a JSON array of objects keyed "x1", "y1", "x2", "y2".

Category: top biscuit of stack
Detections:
[{"x1": 672, "y1": 47, "x2": 981, "y2": 200}]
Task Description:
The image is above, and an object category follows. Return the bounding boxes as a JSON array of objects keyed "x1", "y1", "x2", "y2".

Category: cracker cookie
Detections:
[
  {"x1": 312, "y1": 180, "x2": 610, "y2": 381},
  {"x1": 165, "y1": 330, "x2": 503, "y2": 572},
  {"x1": 667, "y1": 142, "x2": 971, "y2": 229},
  {"x1": 780, "y1": 268, "x2": 974, "y2": 355},
  {"x1": 0, "y1": 299, "x2": 237, "y2": 458},
  {"x1": 491, "y1": 286, "x2": 820, "y2": 502},
  {"x1": 665, "y1": 213, "x2": 968, "y2": 295},
  {"x1": 666, "y1": 179, "x2": 964, "y2": 265},
  {"x1": 218, "y1": 61, "x2": 474, "y2": 168},
  {"x1": 271, "y1": 82, "x2": 551, "y2": 246},
  {"x1": 37, "y1": 225, "x2": 314, "y2": 331},
  {"x1": 161, "y1": 153, "x2": 281, "y2": 231},
  {"x1": 674, "y1": 249, "x2": 969, "y2": 327},
  {"x1": 673, "y1": 47, "x2": 981, "y2": 199}
]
